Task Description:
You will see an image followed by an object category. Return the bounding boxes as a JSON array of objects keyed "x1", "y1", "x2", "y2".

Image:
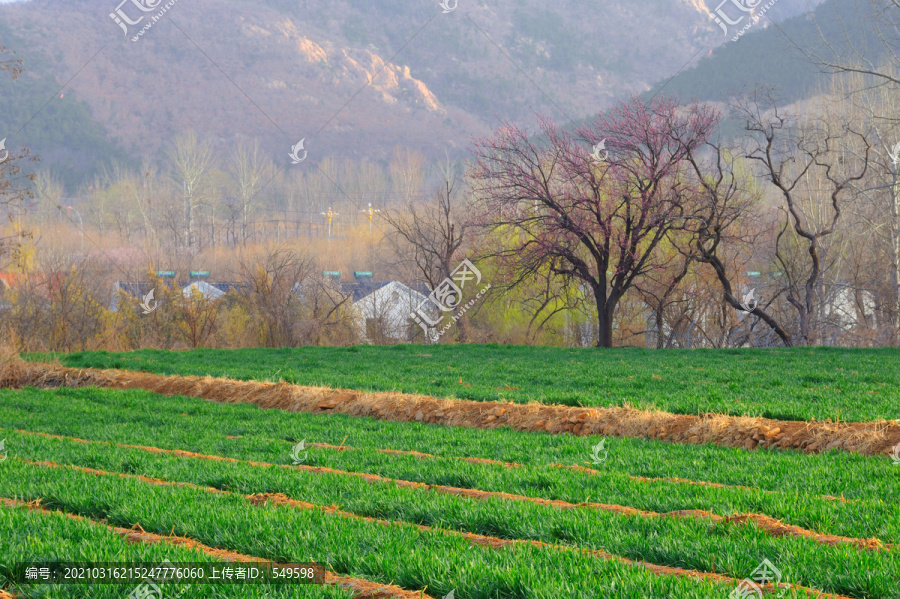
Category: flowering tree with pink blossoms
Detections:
[{"x1": 469, "y1": 96, "x2": 720, "y2": 347}]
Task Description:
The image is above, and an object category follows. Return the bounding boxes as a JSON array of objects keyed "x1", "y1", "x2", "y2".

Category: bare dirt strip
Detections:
[
  {"x1": 2, "y1": 357, "x2": 899, "y2": 457},
  {"x1": 0, "y1": 495, "x2": 432, "y2": 599},
  {"x1": 11, "y1": 460, "x2": 857, "y2": 599},
  {"x1": 14, "y1": 430, "x2": 889, "y2": 551}
]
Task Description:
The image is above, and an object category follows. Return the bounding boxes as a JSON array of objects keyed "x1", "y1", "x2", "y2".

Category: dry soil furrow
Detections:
[
  {"x1": 2, "y1": 359, "x2": 899, "y2": 456},
  {"x1": 13, "y1": 430, "x2": 887, "y2": 551},
  {"x1": 307, "y1": 442, "x2": 851, "y2": 504},
  {"x1": 0, "y1": 495, "x2": 432, "y2": 599},
  {"x1": 13, "y1": 460, "x2": 852, "y2": 599}
]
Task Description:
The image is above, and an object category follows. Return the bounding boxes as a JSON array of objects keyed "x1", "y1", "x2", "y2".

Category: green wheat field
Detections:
[{"x1": 1, "y1": 346, "x2": 899, "y2": 598}]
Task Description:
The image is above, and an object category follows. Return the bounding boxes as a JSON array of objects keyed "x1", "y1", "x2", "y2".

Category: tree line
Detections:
[{"x1": 2, "y1": 0, "x2": 900, "y2": 349}]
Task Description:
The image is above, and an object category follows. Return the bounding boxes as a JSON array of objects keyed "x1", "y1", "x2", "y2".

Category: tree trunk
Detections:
[
  {"x1": 891, "y1": 167, "x2": 900, "y2": 328},
  {"x1": 456, "y1": 313, "x2": 469, "y2": 344},
  {"x1": 185, "y1": 195, "x2": 194, "y2": 251},
  {"x1": 705, "y1": 253, "x2": 795, "y2": 347},
  {"x1": 592, "y1": 290, "x2": 614, "y2": 348},
  {"x1": 596, "y1": 312, "x2": 614, "y2": 347},
  {"x1": 242, "y1": 202, "x2": 249, "y2": 246},
  {"x1": 655, "y1": 310, "x2": 665, "y2": 349}
]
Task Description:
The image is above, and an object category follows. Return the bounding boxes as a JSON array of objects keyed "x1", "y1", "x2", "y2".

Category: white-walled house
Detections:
[
  {"x1": 353, "y1": 281, "x2": 436, "y2": 343},
  {"x1": 181, "y1": 280, "x2": 227, "y2": 300},
  {"x1": 825, "y1": 287, "x2": 877, "y2": 329},
  {"x1": 110, "y1": 280, "x2": 238, "y2": 311}
]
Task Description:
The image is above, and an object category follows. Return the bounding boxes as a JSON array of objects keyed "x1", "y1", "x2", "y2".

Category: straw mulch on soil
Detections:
[{"x1": 2, "y1": 355, "x2": 898, "y2": 457}]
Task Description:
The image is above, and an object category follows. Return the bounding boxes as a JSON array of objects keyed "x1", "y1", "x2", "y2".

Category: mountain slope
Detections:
[
  {"x1": 648, "y1": 0, "x2": 879, "y2": 104},
  {"x1": 0, "y1": 0, "x2": 834, "y2": 188}
]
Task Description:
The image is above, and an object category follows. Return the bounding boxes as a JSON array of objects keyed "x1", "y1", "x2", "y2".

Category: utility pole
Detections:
[
  {"x1": 360, "y1": 203, "x2": 381, "y2": 235},
  {"x1": 321, "y1": 207, "x2": 339, "y2": 238}
]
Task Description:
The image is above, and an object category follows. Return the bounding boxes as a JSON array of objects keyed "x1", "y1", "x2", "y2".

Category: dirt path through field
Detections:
[
  {"x1": 13, "y1": 430, "x2": 889, "y2": 551},
  {"x1": 3, "y1": 358, "x2": 899, "y2": 456},
  {"x1": 8, "y1": 461, "x2": 858, "y2": 599},
  {"x1": 0, "y1": 496, "x2": 433, "y2": 599}
]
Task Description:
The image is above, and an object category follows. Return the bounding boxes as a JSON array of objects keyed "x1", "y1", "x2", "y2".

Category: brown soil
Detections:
[
  {"x1": 14, "y1": 429, "x2": 888, "y2": 551},
  {"x1": 0, "y1": 496, "x2": 431, "y2": 599},
  {"x1": 2, "y1": 357, "x2": 898, "y2": 457},
  {"x1": 9, "y1": 461, "x2": 852, "y2": 599}
]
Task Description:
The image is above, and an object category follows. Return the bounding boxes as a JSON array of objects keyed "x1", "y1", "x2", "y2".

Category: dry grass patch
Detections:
[{"x1": 2, "y1": 355, "x2": 898, "y2": 457}]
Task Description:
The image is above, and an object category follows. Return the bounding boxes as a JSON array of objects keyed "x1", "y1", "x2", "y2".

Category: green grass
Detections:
[
  {"x1": 2, "y1": 386, "x2": 897, "y2": 497},
  {"x1": 4, "y1": 430, "x2": 898, "y2": 598},
  {"x1": 8, "y1": 343, "x2": 900, "y2": 597},
  {"x1": 1, "y1": 387, "x2": 898, "y2": 542},
  {"x1": 0, "y1": 502, "x2": 355, "y2": 598},
  {"x1": 1, "y1": 459, "x2": 754, "y2": 599},
  {"x1": 33, "y1": 345, "x2": 900, "y2": 421}
]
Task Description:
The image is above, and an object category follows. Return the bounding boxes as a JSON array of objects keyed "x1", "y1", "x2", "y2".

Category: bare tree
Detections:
[
  {"x1": 131, "y1": 158, "x2": 163, "y2": 258},
  {"x1": 735, "y1": 89, "x2": 871, "y2": 345},
  {"x1": 803, "y1": 0, "x2": 900, "y2": 95},
  {"x1": 680, "y1": 125, "x2": 794, "y2": 346},
  {"x1": 230, "y1": 139, "x2": 273, "y2": 246},
  {"x1": 832, "y1": 69, "x2": 900, "y2": 329},
  {"x1": 233, "y1": 246, "x2": 354, "y2": 347},
  {"x1": 168, "y1": 132, "x2": 215, "y2": 252},
  {"x1": 176, "y1": 287, "x2": 224, "y2": 349},
  {"x1": 470, "y1": 96, "x2": 718, "y2": 347},
  {"x1": 634, "y1": 253, "x2": 694, "y2": 349},
  {"x1": 299, "y1": 277, "x2": 358, "y2": 346},
  {"x1": 235, "y1": 247, "x2": 313, "y2": 347},
  {"x1": 0, "y1": 45, "x2": 35, "y2": 270},
  {"x1": 389, "y1": 146, "x2": 425, "y2": 205},
  {"x1": 0, "y1": 161, "x2": 34, "y2": 270},
  {"x1": 32, "y1": 170, "x2": 64, "y2": 226},
  {"x1": 381, "y1": 163, "x2": 469, "y2": 342}
]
